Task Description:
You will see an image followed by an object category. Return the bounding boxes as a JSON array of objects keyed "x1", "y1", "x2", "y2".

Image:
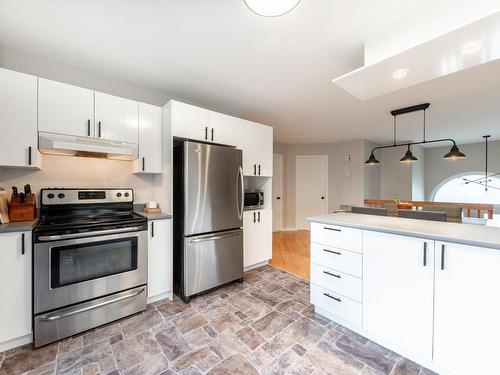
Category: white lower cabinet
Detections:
[
  {"x1": 243, "y1": 209, "x2": 272, "y2": 268},
  {"x1": 0, "y1": 231, "x2": 32, "y2": 349},
  {"x1": 363, "y1": 231, "x2": 434, "y2": 362},
  {"x1": 147, "y1": 219, "x2": 173, "y2": 302},
  {"x1": 433, "y1": 241, "x2": 500, "y2": 375}
]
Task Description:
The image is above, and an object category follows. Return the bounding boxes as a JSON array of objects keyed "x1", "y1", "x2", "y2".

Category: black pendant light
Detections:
[
  {"x1": 443, "y1": 144, "x2": 466, "y2": 160},
  {"x1": 400, "y1": 145, "x2": 418, "y2": 163},
  {"x1": 365, "y1": 152, "x2": 380, "y2": 165},
  {"x1": 365, "y1": 103, "x2": 466, "y2": 165}
]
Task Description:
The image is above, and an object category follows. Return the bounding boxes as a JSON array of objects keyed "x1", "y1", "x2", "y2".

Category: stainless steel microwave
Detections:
[{"x1": 244, "y1": 190, "x2": 264, "y2": 210}]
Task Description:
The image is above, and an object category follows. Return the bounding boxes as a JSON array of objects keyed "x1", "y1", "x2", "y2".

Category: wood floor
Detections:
[{"x1": 270, "y1": 230, "x2": 310, "y2": 280}]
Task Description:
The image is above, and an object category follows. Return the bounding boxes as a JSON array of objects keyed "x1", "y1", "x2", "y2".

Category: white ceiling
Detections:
[{"x1": 0, "y1": 0, "x2": 499, "y2": 146}]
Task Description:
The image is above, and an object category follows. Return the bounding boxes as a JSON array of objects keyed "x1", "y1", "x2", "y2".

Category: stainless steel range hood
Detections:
[{"x1": 38, "y1": 132, "x2": 138, "y2": 160}]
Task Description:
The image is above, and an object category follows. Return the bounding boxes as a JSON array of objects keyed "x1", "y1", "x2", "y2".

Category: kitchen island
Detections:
[{"x1": 307, "y1": 212, "x2": 500, "y2": 375}]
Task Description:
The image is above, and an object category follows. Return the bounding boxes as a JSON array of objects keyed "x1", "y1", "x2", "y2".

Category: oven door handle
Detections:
[
  {"x1": 37, "y1": 287, "x2": 146, "y2": 322},
  {"x1": 37, "y1": 226, "x2": 145, "y2": 241}
]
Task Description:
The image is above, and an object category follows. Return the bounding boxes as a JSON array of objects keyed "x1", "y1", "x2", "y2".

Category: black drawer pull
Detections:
[
  {"x1": 423, "y1": 242, "x2": 427, "y2": 267},
  {"x1": 151, "y1": 222, "x2": 155, "y2": 238},
  {"x1": 441, "y1": 244, "x2": 445, "y2": 270},
  {"x1": 323, "y1": 249, "x2": 341, "y2": 255},
  {"x1": 323, "y1": 270, "x2": 341, "y2": 279},
  {"x1": 28, "y1": 146, "x2": 32, "y2": 165},
  {"x1": 21, "y1": 233, "x2": 25, "y2": 255},
  {"x1": 87, "y1": 119, "x2": 91, "y2": 136},
  {"x1": 205, "y1": 126, "x2": 208, "y2": 140},
  {"x1": 98, "y1": 121, "x2": 102, "y2": 137},
  {"x1": 142, "y1": 157, "x2": 145, "y2": 171},
  {"x1": 211, "y1": 128, "x2": 214, "y2": 141},
  {"x1": 323, "y1": 293, "x2": 341, "y2": 302},
  {"x1": 324, "y1": 227, "x2": 341, "y2": 232}
]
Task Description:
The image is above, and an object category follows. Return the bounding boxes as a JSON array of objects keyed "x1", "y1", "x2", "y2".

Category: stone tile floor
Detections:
[{"x1": 0, "y1": 265, "x2": 438, "y2": 375}]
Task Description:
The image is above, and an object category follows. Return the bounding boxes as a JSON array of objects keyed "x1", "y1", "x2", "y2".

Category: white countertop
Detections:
[{"x1": 307, "y1": 212, "x2": 500, "y2": 250}]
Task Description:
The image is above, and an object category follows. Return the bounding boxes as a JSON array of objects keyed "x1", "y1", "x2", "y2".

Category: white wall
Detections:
[
  {"x1": 379, "y1": 147, "x2": 413, "y2": 201},
  {"x1": 0, "y1": 42, "x2": 4, "y2": 66},
  {"x1": 411, "y1": 146, "x2": 425, "y2": 201},
  {"x1": 275, "y1": 140, "x2": 376, "y2": 229},
  {"x1": 0, "y1": 48, "x2": 172, "y2": 208},
  {"x1": 364, "y1": 141, "x2": 381, "y2": 200}
]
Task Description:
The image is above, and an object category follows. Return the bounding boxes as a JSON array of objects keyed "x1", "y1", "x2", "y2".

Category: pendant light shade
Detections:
[
  {"x1": 443, "y1": 144, "x2": 466, "y2": 160},
  {"x1": 365, "y1": 152, "x2": 380, "y2": 165},
  {"x1": 244, "y1": 0, "x2": 301, "y2": 17},
  {"x1": 400, "y1": 146, "x2": 418, "y2": 163}
]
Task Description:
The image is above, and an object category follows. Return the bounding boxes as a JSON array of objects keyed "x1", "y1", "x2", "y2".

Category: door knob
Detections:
[
  {"x1": 277, "y1": 197, "x2": 281, "y2": 200},
  {"x1": 321, "y1": 196, "x2": 325, "y2": 200}
]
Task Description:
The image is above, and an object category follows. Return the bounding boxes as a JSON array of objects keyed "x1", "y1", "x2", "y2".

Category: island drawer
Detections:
[
  {"x1": 310, "y1": 283, "x2": 362, "y2": 327},
  {"x1": 311, "y1": 263, "x2": 362, "y2": 303},
  {"x1": 310, "y1": 222, "x2": 362, "y2": 253},
  {"x1": 311, "y1": 242, "x2": 362, "y2": 278}
]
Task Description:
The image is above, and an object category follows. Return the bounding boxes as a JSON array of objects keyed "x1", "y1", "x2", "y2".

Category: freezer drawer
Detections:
[{"x1": 184, "y1": 229, "x2": 243, "y2": 297}]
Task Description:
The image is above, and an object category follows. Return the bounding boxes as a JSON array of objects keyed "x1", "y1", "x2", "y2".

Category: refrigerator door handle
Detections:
[
  {"x1": 238, "y1": 166, "x2": 244, "y2": 220},
  {"x1": 189, "y1": 229, "x2": 242, "y2": 243}
]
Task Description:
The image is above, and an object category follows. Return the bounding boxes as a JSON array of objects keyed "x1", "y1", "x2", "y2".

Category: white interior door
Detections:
[
  {"x1": 272, "y1": 154, "x2": 283, "y2": 232},
  {"x1": 296, "y1": 156, "x2": 328, "y2": 230}
]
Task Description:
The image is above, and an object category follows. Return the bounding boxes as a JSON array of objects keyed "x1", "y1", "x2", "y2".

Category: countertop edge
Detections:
[
  {"x1": 307, "y1": 214, "x2": 500, "y2": 251},
  {"x1": 0, "y1": 219, "x2": 38, "y2": 233}
]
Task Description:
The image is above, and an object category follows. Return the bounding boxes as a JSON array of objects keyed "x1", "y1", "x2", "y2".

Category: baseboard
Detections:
[
  {"x1": 147, "y1": 291, "x2": 173, "y2": 304},
  {"x1": 244, "y1": 261, "x2": 268, "y2": 272},
  {"x1": 282, "y1": 227, "x2": 297, "y2": 231},
  {"x1": 0, "y1": 333, "x2": 33, "y2": 353}
]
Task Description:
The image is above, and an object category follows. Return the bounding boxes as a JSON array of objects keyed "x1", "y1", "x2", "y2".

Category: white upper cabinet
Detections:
[
  {"x1": 94, "y1": 92, "x2": 139, "y2": 144},
  {"x1": 0, "y1": 68, "x2": 39, "y2": 168},
  {"x1": 38, "y1": 78, "x2": 94, "y2": 137},
  {"x1": 363, "y1": 231, "x2": 434, "y2": 362},
  {"x1": 135, "y1": 103, "x2": 162, "y2": 174},
  {"x1": 209, "y1": 111, "x2": 240, "y2": 146},
  {"x1": 239, "y1": 120, "x2": 273, "y2": 177},
  {"x1": 170, "y1": 100, "x2": 209, "y2": 141},
  {"x1": 433, "y1": 241, "x2": 500, "y2": 375}
]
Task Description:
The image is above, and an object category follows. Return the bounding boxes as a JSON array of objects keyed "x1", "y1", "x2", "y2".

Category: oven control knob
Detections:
[
  {"x1": 116, "y1": 192, "x2": 122, "y2": 198},
  {"x1": 47, "y1": 193, "x2": 55, "y2": 199},
  {"x1": 124, "y1": 192, "x2": 130, "y2": 197},
  {"x1": 58, "y1": 193, "x2": 65, "y2": 199}
]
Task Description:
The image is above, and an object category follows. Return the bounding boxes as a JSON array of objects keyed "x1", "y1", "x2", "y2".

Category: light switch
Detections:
[{"x1": 344, "y1": 154, "x2": 351, "y2": 162}]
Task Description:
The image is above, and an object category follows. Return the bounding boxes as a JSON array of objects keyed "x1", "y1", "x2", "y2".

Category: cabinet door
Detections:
[
  {"x1": 255, "y1": 124, "x2": 273, "y2": 177},
  {"x1": 239, "y1": 120, "x2": 273, "y2": 176},
  {"x1": 38, "y1": 78, "x2": 94, "y2": 137},
  {"x1": 363, "y1": 231, "x2": 434, "y2": 361},
  {"x1": 0, "y1": 68, "x2": 38, "y2": 168},
  {"x1": 135, "y1": 103, "x2": 162, "y2": 174},
  {"x1": 254, "y1": 209, "x2": 273, "y2": 264},
  {"x1": 170, "y1": 100, "x2": 209, "y2": 141},
  {"x1": 147, "y1": 220, "x2": 172, "y2": 300},
  {"x1": 0, "y1": 232, "x2": 31, "y2": 343},
  {"x1": 434, "y1": 241, "x2": 500, "y2": 374},
  {"x1": 243, "y1": 210, "x2": 256, "y2": 268},
  {"x1": 95, "y1": 91, "x2": 139, "y2": 144},
  {"x1": 209, "y1": 111, "x2": 240, "y2": 146}
]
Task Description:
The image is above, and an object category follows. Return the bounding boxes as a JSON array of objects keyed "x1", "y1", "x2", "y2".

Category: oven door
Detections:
[{"x1": 34, "y1": 229, "x2": 147, "y2": 314}]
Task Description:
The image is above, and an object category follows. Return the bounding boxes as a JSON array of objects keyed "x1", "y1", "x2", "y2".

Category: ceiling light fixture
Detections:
[
  {"x1": 460, "y1": 40, "x2": 485, "y2": 55},
  {"x1": 365, "y1": 103, "x2": 466, "y2": 165},
  {"x1": 392, "y1": 68, "x2": 410, "y2": 80},
  {"x1": 244, "y1": 0, "x2": 302, "y2": 17}
]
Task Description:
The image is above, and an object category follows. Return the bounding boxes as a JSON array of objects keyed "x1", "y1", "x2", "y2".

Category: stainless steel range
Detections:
[{"x1": 33, "y1": 188, "x2": 148, "y2": 347}]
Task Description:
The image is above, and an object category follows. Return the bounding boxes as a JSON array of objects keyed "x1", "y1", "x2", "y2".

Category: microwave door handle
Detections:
[{"x1": 238, "y1": 166, "x2": 244, "y2": 220}]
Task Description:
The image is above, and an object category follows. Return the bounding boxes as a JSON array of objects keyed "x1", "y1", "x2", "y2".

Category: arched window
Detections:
[{"x1": 431, "y1": 173, "x2": 500, "y2": 204}]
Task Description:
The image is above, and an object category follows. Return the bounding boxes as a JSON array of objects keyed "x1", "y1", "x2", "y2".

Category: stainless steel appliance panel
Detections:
[
  {"x1": 184, "y1": 142, "x2": 243, "y2": 235},
  {"x1": 184, "y1": 229, "x2": 243, "y2": 296},
  {"x1": 34, "y1": 286, "x2": 146, "y2": 347},
  {"x1": 34, "y1": 230, "x2": 147, "y2": 314}
]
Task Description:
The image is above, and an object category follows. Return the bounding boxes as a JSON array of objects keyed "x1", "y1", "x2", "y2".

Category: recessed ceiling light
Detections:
[
  {"x1": 460, "y1": 40, "x2": 485, "y2": 55},
  {"x1": 244, "y1": 0, "x2": 302, "y2": 17},
  {"x1": 392, "y1": 68, "x2": 410, "y2": 80}
]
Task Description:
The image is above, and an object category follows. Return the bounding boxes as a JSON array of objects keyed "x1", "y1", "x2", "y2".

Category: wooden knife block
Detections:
[{"x1": 9, "y1": 194, "x2": 37, "y2": 222}]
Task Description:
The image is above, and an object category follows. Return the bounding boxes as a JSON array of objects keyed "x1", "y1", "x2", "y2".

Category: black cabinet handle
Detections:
[
  {"x1": 253, "y1": 164, "x2": 256, "y2": 175},
  {"x1": 28, "y1": 146, "x2": 32, "y2": 166},
  {"x1": 258, "y1": 165, "x2": 261, "y2": 176},
  {"x1": 257, "y1": 211, "x2": 261, "y2": 222},
  {"x1": 253, "y1": 212, "x2": 256, "y2": 223},
  {"x1": 205, "y1": 127, "x2": 208, "y2": 140},
  {"x1": 324, "y1": 227, "x2": 341, "y2": 232},
  {"x1": 441, "y1": 244, "x2": 445, "y2": 270},
  {"x1": 21, "y1": 233, "x2": 25, "y2": 255},
  {"x1": 211, "y1": 128, "x2": 214, "y2": 142},
  {"x1": 323, "y1": 249, "x2": 341, "y2": 255},
  {"x1": 98, "y1": 121, "x2": 102, "y2": 137},
  {"x1": 87, "y1": 119, "x2": 91, "y2": 136},
  {"x1": 151, "y1": 222, "x2": 155, "y2": 238},
  {"x1": 423, "y1": 242, "x2": 427, "y2": 267},
  {"x1": 323, "y1": 293, "x2": 341, "y2": 302},
  {"x1": 142, "y1": 157, "x2": 145, "y2": 172},
  {"x1": 323, "y1": 270, "x2": 341, "y2": 279}
]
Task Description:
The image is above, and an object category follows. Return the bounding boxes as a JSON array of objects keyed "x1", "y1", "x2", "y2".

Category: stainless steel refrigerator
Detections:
[{"x1": 173, "y1": 140, "x2": 244, "y2": 303}]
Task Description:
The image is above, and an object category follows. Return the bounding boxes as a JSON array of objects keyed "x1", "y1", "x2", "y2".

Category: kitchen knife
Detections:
[
  {"x1": 12, "y1": 186, "x2": 18, "y2": 198},
  {"x1": 19, "y1": 192, "x2": 26, "y2": 203},
  {"x1": 24, "y1": 184, "x2": 32, "y2": 199}
]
